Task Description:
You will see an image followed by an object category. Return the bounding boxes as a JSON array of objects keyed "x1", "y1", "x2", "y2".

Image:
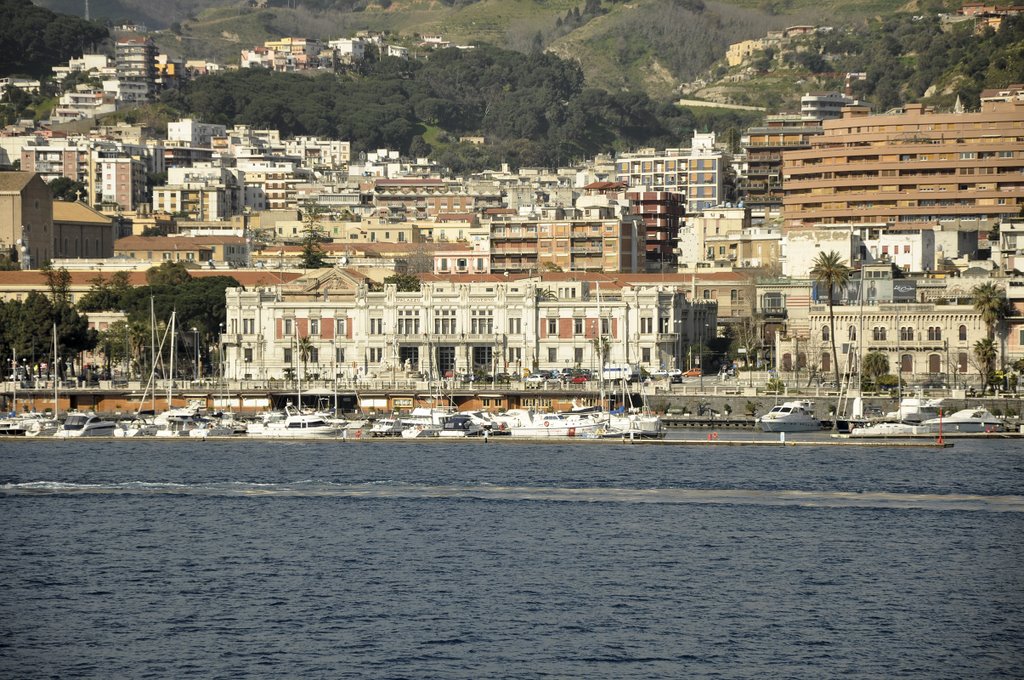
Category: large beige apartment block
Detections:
[{"x1": 782, "y1": 101, "x2": 1024, "y2": 231}]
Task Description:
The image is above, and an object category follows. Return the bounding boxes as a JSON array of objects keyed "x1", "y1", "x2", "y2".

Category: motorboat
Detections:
[
  {"x1": 115, "y1": 417, "x2": 160, "y2": 438},
  {"x1": 918, "y1": 408, "x2": 1007, "y2": 434},
  {"x1": 400, "y1": 422, "x2": 441, "y2": 438},
  {"x1": 848, "y1": 397, "x2": 946, "y2": 438},
  {"x1": 883, "y1": 397, "x2": 944, "y2": 424},
  {"x1": 757, "y1": 400, "x2": 822, "y2": 433},
  {"x1": 507, "y1": 411, "x2": 603, "y2": 438},
  {"x1": 0, "y1": 416, "x2": 27, "y2": 436},
  {"x1": 369, "y1": 417, "x2": 404, "y2": 437},
  {"x1": 246, "y1": 406, "x2": 339, "y2": 439},
  {"x1": 20, "y1": 413, "x2": 59, "y2": 437},
  {"x1": 53, "y1": 413, "x2": 118, "y2": 438},
  {"x1": 153, "y1": 405, "x2": 205, "y2": 437},
  {"x1": 438, "y1": 413, "x2": 488, "y2": 437},
  {"x1": 604, "y1": 408, "x2": 666, "y2": 439}
]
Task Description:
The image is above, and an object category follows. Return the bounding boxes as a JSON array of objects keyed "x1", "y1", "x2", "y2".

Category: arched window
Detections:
[
  {"x1": 958, "y1": 352, "x2": 968, "y2": 373},
  {"x1": 822, "y1": 326, "x2": 830, "y2": 341},
  {"x1": 821, "y1": 352, "x2": 830, "y2": 373},
  {"x1": 900, "y1": 354, "x2": 913, "y2": 374},
  {"x1": 900, "y1": 327, "x2": 914, "y2": 342},
  {"x1": 959, "y1": 325, "x2": 968, "y2": 341},
  {"x1": 796, "y1": 352, "x2": 807, "y2": 369},
  {"x1": 848, "y1": 325, "x2": 857, "y2": 341},
  {"x1": 782, "y1": 353, "x2": 793, "y2": 371},
  {"x1": 928, "y1": 354, "x2": 941, "y2": 374},
  {"x1": 927, "y1": 327, "x2": 941, "y2": 341},
  {"x1": 873, "y1": 327, "x2": 887, "y2": 342}
]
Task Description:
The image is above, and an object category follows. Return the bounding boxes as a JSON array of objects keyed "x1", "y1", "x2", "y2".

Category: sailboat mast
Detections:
[
  {"x1": 168, "y1": 311, "x2": 176, "y2": 410},
  {"x1": 52, "y1": 323, "x2": 58, "y2": 418},
  {"x1": 150, "y1": 296, "x2": 156, "y2": 414}
]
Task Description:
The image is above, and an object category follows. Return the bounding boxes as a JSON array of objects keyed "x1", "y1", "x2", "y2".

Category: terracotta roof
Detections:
[
  {"x1": 420, "y1": 273, "x2": 532, "y2": 283},
  {"x1": 0, "y1": 171, "x2": 35, "y2": 193},
  {"x1": 0, "y1": 269, "x2": 301, "y2": 288},
  {"x1": 114, "y1": 235, "x2": 246, "y2": 249},
  {"x1": 53, "y1": 201, "x2": 113, "y2": 224}
]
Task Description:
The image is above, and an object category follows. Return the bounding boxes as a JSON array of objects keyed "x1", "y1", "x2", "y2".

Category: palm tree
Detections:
[
  {"x1": 810, "y1": 250, "x2": 851, "y2": 389},
  {"x1": 973, "y1": 337, "x2": 997, "y2": 394},
  {"x1": 971, "y1": 281, "x2": 1008, "y2": 342},
  {"x1": 298, "y1": 336, "x2": 314, "y2": 379},
  {"x1": 862, "y1": 350, "x2": 890, "y2": 389}
]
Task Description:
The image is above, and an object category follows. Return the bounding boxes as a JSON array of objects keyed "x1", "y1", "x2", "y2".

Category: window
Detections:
[
  {"x1": 848, "y1": 325, "x2": 857, "y2": 341},
  {"x1": 435, "y1": 309, "x2": 457, "y2": 334},
  {"x1": 821, "y1": 353, "x2": 830, "y2": 373},
  {"x1": 547, "y1": 319, "x2": 557, "y2": 335},
  {"x1": 659, "y1": 317, "x2": 669, "y2": 333},
  {"x1": 508, "y1": 317, "x2": 521, "y2": 335},
  {"x1": 958, "y1": 352, "x2": 968, "y2": 373},
  {"x1": 900, "y1": 354, "x2": 913, "y2": 373},
  {"x1": 547, "y1": 347, "x2": 557, "y2": 362},
  {"x1": 508, "y1": 347, "x2": 522, "y2": 364},
  {"x1": 642, "y1": 347, "x2": 651, "y2": 362},
  {"x1": 601, "y1": 318, "x2": 610, "y2": 335},
  {"x1": 335, "y1": 318, "x2": 347, "y2": 336},
  {"x1": 336, "y1": 346, "x2": 345, "y2": 363},
  {"x1": 574, "y1": 319, "x2": 583, "y2": 335},
  {"x1": 928, "y1": 354, "x2": 941, "y2": 374},
  {"x1": 822, "y1": 326, "x2": 830, "y2": 341},
  {"x1": 243, "y1": 318, "x2": 255, "y2": 334},
  {"x1": 284, "y1": 319, "x2": 293, "y2": 336},
  {"x1": 397, "y1": 309, "x2": 420, "y2": 335},
  {"x1": 959, "y1": 324, "x2": 967, "y2": 341},
  {"x1": 873, "y1": 327, "x2": 887, "y2": 341},
  {"x1": 574, "y1": 347, "x2": 583, "y2": 363},
  {"x1": 243, "y1": 347, "x2": 253, "y2": 363},
  {"x1": 640, "y1": 317, "x2": 653, "y2": 334},
  {"x1": 284, "y1": 348, "x2": 293, "y2": 363},
  {"x1": 369, "y1": 347, "x2": 383, "y2": 363},
  {"x1": 369, "y1": 318, "x2": 384, "y2": 335},
  {"x1": 308, "y1": 348, "x2": 319, "y2": 363},
  {"x1": 927, "y1": 327, "x2": 941, "y2": 341},
  {"x1": 900, "y1": 327, "x2": 914, "y2": 342},
  {"x1": 471, "y1": 309, "x2": 493, "y2": 334},
  {"x1": 310, "y1": 319, "x2": 320, "y2": 336}
]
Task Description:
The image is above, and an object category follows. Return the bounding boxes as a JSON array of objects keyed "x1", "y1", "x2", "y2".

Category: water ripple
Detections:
[{"x1": 3, "y1": 480, "x2": 1021, "y2": 512}]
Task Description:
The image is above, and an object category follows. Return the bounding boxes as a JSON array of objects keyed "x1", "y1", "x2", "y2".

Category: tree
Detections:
[
  {"x1": 973, "y1": 337, "x2": 997, "y2": 394},
  {"x1": 297, "y1": 335, "x2": 314, "y2": 379},
  {"x1": 862, "y1": 351, "x2": 890, "y2": 389},
  {"x1": 146, "y1": 261, "x2": 192, "y2": 287},
  {"x1": 300, "y1": 204, "x2": 328, "y2": 269},
  {"x1": 383, "y1": 273, "x2": 421, "y2": 292},
  {"x1": 971, "y1": 281, "x2": 1008, "y2": 341},
  {"x1": 41, "y1": 263, "x2": 71, "y2": 306},
  {"x1": 810, "y1": 251, "x2": 851, "y2": 390},
  {"x1": 48, "y1": 177, "x2": 87, "y2": 202}
]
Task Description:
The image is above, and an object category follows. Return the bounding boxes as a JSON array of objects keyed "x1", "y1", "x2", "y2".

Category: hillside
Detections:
[{"x1": 35, "y1": 0, "x2": 955, "y2": 99}]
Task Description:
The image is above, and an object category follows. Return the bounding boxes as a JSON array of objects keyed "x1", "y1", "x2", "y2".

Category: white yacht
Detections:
[
  {"x1": 507, "y1": 411, "x2": 603, "y2": 438},
  {"x1": 604, "y1": 408, "x2": 666, "y2": 439},
  {"x1": 246, "y1": 406, "x2": 339, "y2": 439},
  {"x1": 757, "y1": 401, "x2": 822, "y2": 433},
  {"x1": 918, "y1": 408, "x2": 1007, "y2": 434},
  {"x1": 53, "y1": 413, "x2": 118, "y2": 438},
  {"x1": 369, "y1": 417, "x2": 405, "y2": 437},
  {"x1": 0, "y1": 416, "x2": 27, "y2": 436}
]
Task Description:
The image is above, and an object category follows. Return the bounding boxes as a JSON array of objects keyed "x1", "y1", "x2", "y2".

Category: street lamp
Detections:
[{"x1": 191, "y1": 327, "x2": 200, "y2": 381}]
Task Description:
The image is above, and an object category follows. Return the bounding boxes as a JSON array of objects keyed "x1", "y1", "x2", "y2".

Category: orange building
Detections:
[{"x1": 782, "y1": 101, "x2": 1024, "y2": 231}]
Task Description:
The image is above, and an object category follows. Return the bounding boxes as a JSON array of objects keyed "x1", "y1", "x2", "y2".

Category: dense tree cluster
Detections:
[
  {"x1": 174, "y1": 44, "x2": 707, "y2": 171},
  {"x1": 814, "y1": 14, "x2": 1024, "y2": 110},
  {"x1": 0, "y1": 0, "x2": 109, "y2": 78},
  {"x1": 0, "y1": 290, "x2": 95, "y2": 381},
  {"x1": 74, "y1": 263, "x2": 240, "y2": 375}
]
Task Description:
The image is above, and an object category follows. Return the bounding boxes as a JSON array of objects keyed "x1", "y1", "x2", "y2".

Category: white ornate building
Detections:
[{"x1": 220, "y1": 274, "x2": 717, "y2": 381}]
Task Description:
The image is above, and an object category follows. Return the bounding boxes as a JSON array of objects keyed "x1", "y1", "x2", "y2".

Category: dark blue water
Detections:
[{"x1": 2, "y1": 437, "x2": 1022, "y2": 678}]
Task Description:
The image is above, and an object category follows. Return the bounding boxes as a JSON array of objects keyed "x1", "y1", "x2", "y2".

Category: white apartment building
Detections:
[{"x1": 167, "y1": 119, "x2": 227, "y2": 147}]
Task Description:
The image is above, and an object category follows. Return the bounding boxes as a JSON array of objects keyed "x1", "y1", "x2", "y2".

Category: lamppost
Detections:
[
  {"x1": 700, "y1": 323, "x2": 708, "y2": 391},
  {"x1": 191, "y1": 327, "x2": 200, "y2": 381},
  {"x1": 219, "y1": 323, "x2": 225, "y2": 385}
]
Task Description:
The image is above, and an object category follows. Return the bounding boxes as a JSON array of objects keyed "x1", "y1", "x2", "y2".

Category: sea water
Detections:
[{"x1": 1, "y1": 437, "x2": 1022, "y2": 678}]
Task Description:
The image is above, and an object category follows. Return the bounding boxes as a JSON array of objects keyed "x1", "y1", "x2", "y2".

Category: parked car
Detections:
[
  {"x1": 570, "y1": 373, "x2": 591, "y2": 384},
  {"x1": 524, "y1": 372, "x2": 551, "y2": 384},
  {"x1": 683, "y1": 368, "x2": 703, "y2": 377}
]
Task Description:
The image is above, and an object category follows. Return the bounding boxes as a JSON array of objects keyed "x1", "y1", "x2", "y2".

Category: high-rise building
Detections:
[
  {"x1": 782, "y1": 101, "x2": 1024, "y2": 231},
  {"x1": 115, "y1": 36, "x2": 157, "y2": 101},
  {"x1": 740, "y1": 115, "x2": 822, "y2": 211}
]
